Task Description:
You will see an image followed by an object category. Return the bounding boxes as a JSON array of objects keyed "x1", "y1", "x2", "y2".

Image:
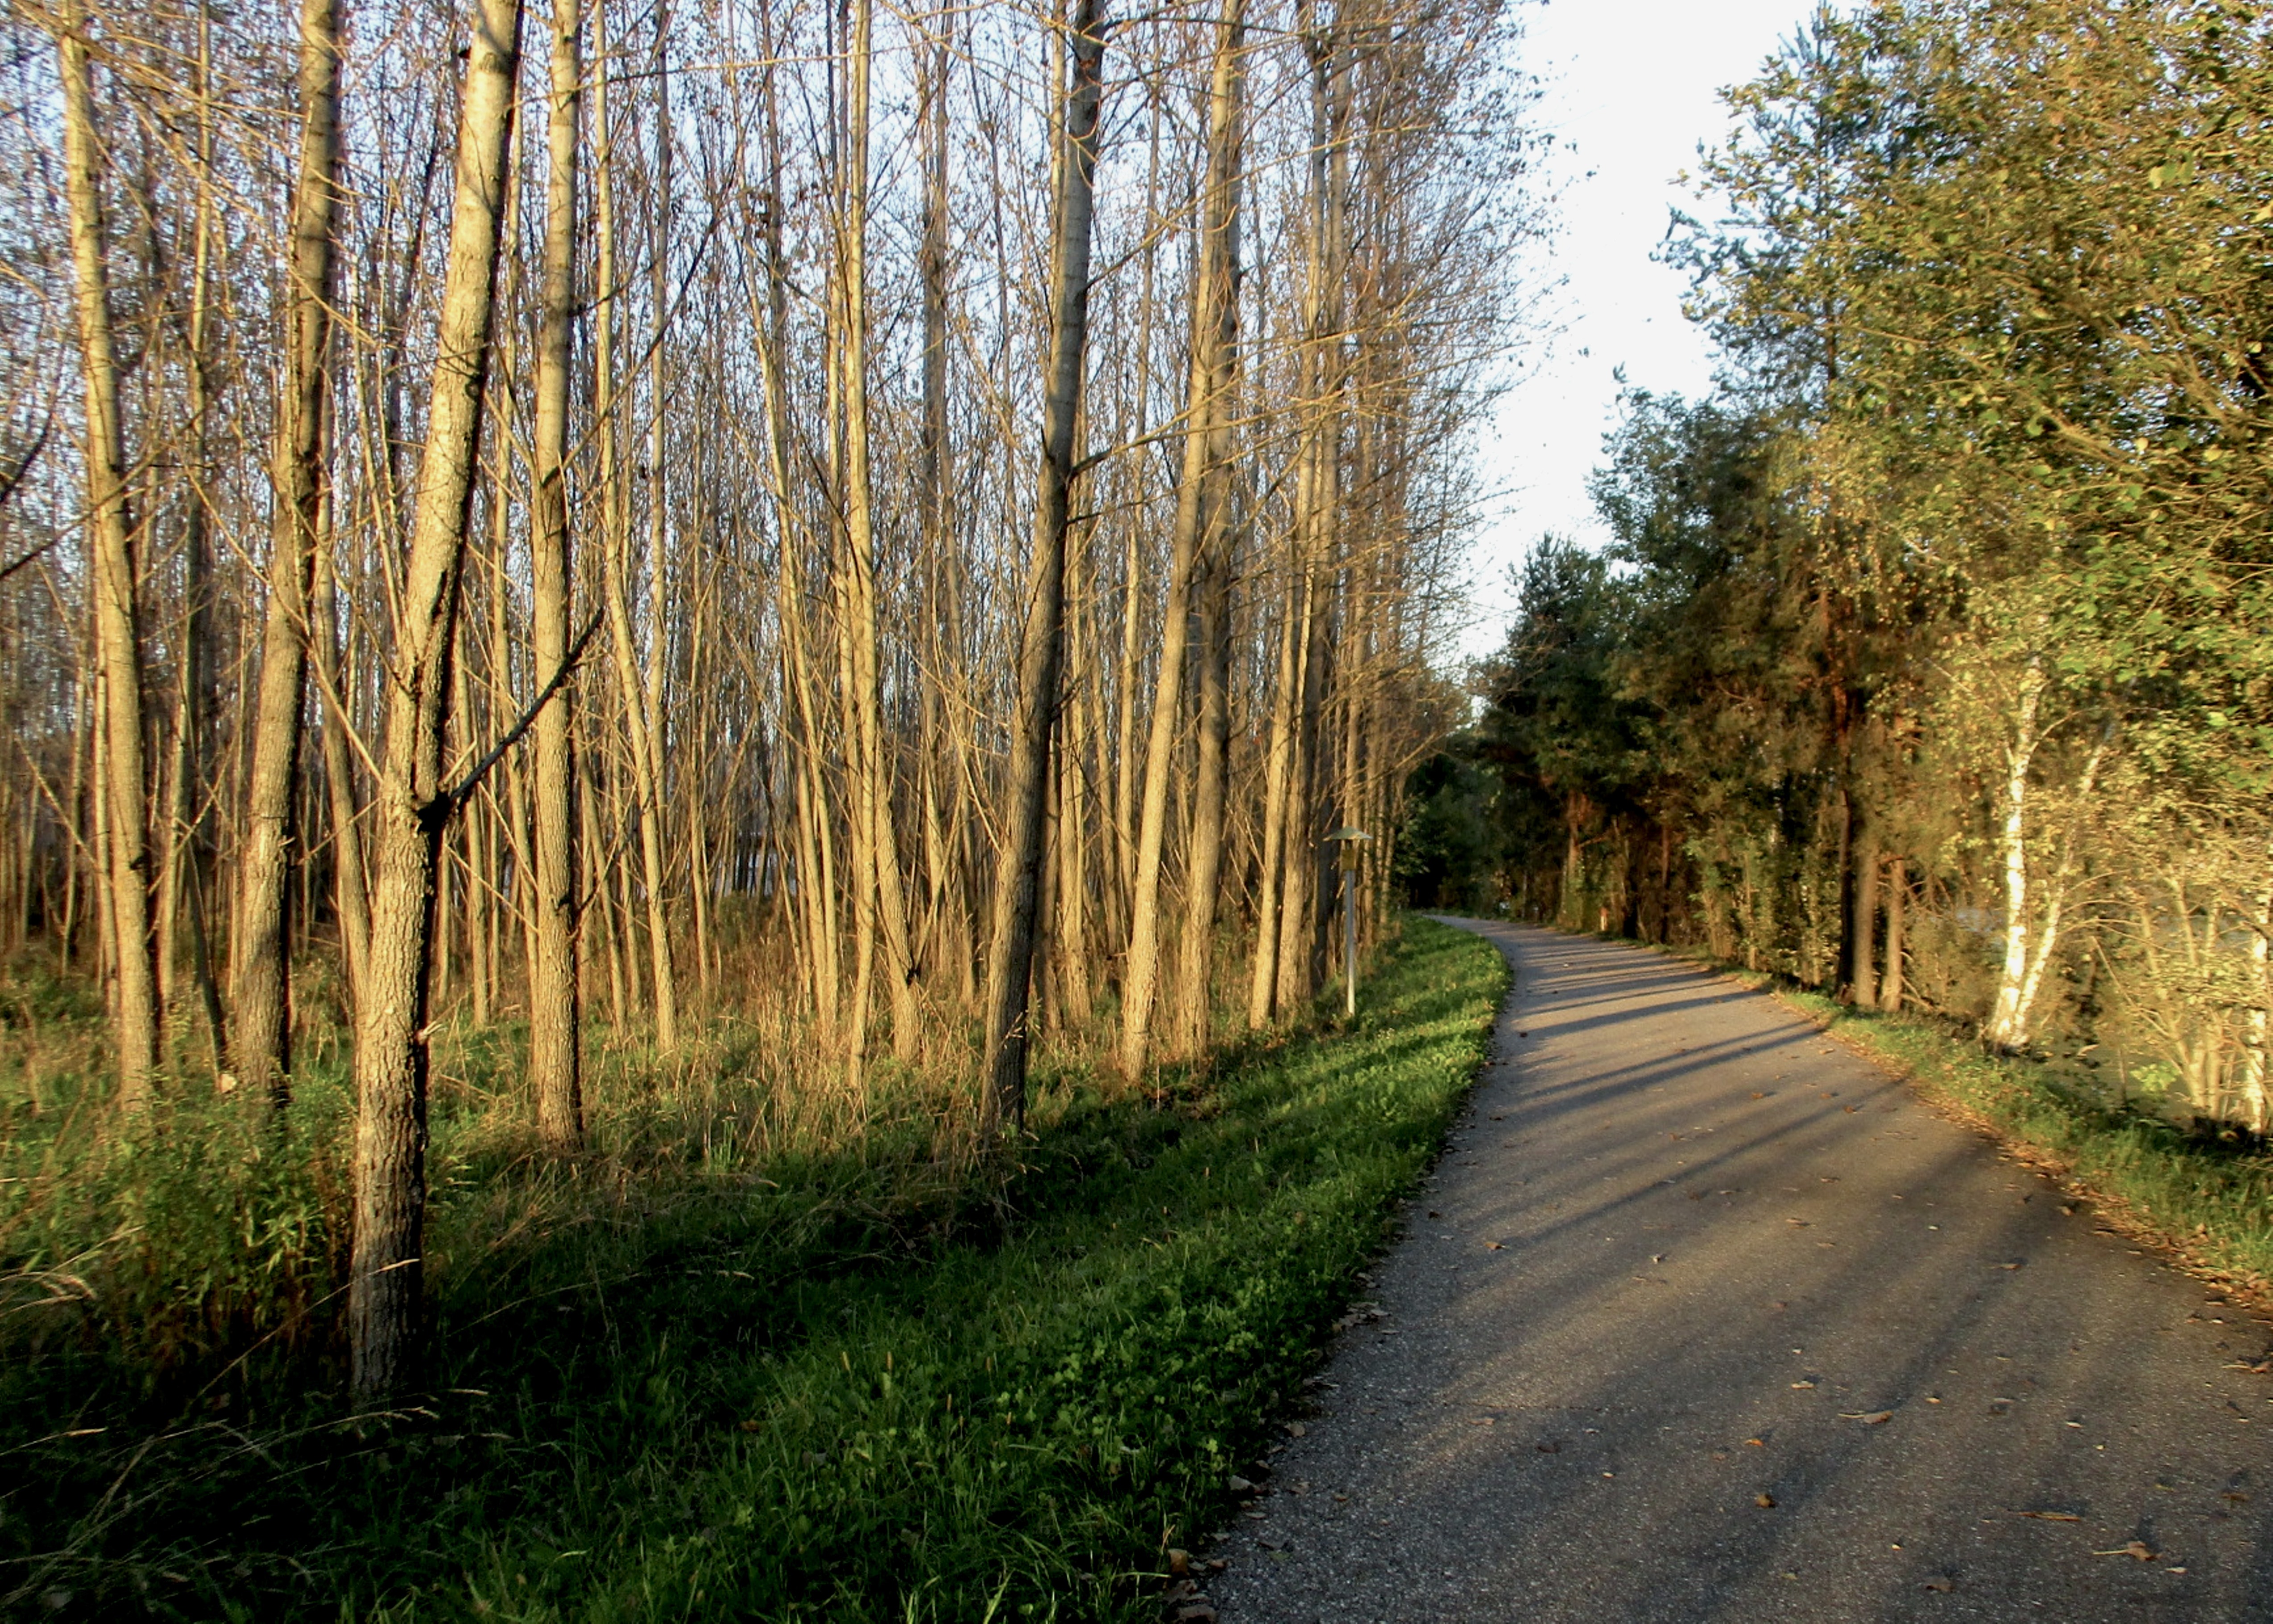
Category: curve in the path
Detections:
[{"x1": 1210, "y1": 920, "x2": 2273, "y2": 1623}]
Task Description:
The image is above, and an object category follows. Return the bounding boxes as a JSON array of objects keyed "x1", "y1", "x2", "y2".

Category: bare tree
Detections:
[
  {"x1": 981, "y1": 0, "x2": 1108, "y2": 1132},
  {"x1": 349, "y1": 0, "x2": 524, "y2": 1401}
]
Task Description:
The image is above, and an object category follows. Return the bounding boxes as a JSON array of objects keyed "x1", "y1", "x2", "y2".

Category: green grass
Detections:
[{"x1": 1, "y1": 917, "x2": 1507, "y2": 1621}]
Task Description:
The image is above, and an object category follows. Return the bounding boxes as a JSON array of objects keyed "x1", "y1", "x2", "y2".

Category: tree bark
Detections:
[
  {"x1": 835, "y1": 0, "x2": 922, "y2": 1061},
  {"x1": 234, "y1": 0, "x2": 344, "y2": 1109},
  {"x1": 1172, "y1": 0, "x2": 1245, "y2": 1058},
  {"x1": 528, "y1": 0, "x2": 582, "y2": 1146},
  {"x1": 349, "y1": 0, "x2": 522, "y2": 1402},
  {"x1": 1882, "y1": 853, "x2": 1906, "y2": 1015},
  {"x1": 1847, "y1": 807, "x2": 1878, "y2": 1010},
  {"x1": 58, "y1": 0, "x2": 158, "y2": 1106},
  {"x1": 980, "y1": 0, "x2": 1106, "y2": 1135}
]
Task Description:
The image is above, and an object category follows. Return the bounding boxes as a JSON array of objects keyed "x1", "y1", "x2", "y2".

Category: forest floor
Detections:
[
  {"x1": 1209, "y1": 920, "x2": 2273, "y2": 1624},
  {"x1": 1, "y1": 920, "x2": 1507, "y2": 1622}
]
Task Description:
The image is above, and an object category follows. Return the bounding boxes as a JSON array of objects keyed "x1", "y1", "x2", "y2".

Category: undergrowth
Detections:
[{"x1": 0, "y1": 916, "x2": 1507, "y2": 1621}]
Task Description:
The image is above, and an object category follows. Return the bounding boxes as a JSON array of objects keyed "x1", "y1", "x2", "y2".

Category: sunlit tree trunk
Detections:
[
  {"x1": 234, "y1": 0, "x2": 344, "y2": 1109},
  {"x1": 1847, "y1": 806, "x2": 1878, "y2": 1010},
  {"x1": 528, "y1": 0, "x2": 583, "y2": 1145},
  {"x1": 58, "y1": 0, "x2": 158, "y2": 1106},
  {"x1": 835, "y1": 0, "x2": 922, "y2": 1061},
  {"x1": 1984, "y1": 663, "x2": 2045, "y2": 1052},
  {"x1": 349, "y1": 0, "x2": 522, "y2": 1402},
  {"x1": 1881, "y1": 853, "x2": 1906, "y2": 1015}
]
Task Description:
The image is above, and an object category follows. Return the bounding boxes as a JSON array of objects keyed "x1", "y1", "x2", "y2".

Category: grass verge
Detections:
[{"x1": 2, "y1": 916, "x2": 1506, "y2": 1622}]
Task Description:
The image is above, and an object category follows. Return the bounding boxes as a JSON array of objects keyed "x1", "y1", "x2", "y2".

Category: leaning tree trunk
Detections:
[
  {"x1": 980, "y1": 0, "x2": 1107, "y2": 1135},
  {"x1": 57, "y1": 0, "x2": 158, "y2": 1107},
  {"x1": 349, "y1": 0, "x2": 522, "y2": 1403},
  {"x1": 527, "y1": 0, "x2": 582, "y2": 1147},
  {"x1": 235, "y1": 0, "x2": 344, "y2": 1110}
]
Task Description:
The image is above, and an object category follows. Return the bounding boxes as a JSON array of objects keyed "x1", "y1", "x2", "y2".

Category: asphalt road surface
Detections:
[{"x1": 1210, "y1": 920, "x2": 2273, "y2": 1623}]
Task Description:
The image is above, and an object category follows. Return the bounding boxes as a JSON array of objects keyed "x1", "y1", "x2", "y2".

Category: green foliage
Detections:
[
  {"x1": 0, "y1": 920, "x2": 1506, "y2": 1621},
  {"x1": 1486, "y1": 0, "x2": 2271, "y2": 1106},
  {"x1": 1395, "y1": 737, "x2": 1506, "y2": 911}
]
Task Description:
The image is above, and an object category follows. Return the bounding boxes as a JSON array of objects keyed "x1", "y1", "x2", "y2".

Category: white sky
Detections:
[{"x1": 1453, "y1": 0, "x2": 1815, "y2": 663}]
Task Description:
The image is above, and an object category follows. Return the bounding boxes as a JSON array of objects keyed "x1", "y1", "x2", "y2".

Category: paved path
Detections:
[{"x1": 1212, "y1": 921, "x2": 2273, "y2": 1622}]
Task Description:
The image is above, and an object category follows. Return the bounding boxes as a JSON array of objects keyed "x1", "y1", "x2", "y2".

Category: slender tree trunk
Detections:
[
  {"x1": 349, "y1": 0, "x2": 522, "y2": 1402},
  {"x1": 1985, "y1": 661, "x2": 2045, "y2": 1052},
  {"x1": 58, "y1": 0, "x2": 158, "y2": 1106},
  {"x1": 311, "y1": 520, "x2": 368, "y2": 1004},
  {"x1": 1848, "y1": 808, "x2": 1878, "y2": 1010},
  {"x1": 234, "y1": 0, "x2": 344, "y2": 1109},
  {"x1": 528, "y1": 0, "x2": 582, "y2": 1146},
  {"x1": 1882, "y1": 853, "x2": 1905, "y2": 1015},
  {"x1": 837, "y1": 0, "x2": 921, "y2": 1061},
  {"x1": 1246, "y1": 570, "x2": 1300, "y2": 1026},
  {"x1": 1119, "y1": 1, "x2": 1246, "y2": 1079},
  {"x1": 2240, "y1": 837, "x2": 2271, "y2": 1133},
  {"x1": 980, "y1": 0, "x2": 1106, "y2": 1134}
]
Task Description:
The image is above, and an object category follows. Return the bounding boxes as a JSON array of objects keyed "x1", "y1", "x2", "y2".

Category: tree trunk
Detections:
[
  {"x1": 1984, "y1": 661, "x2": 2045, "y2": 1051},
  {"x1": 311, "y1": 521, "x2": 368, "y2": 1006},
  {"x1": 233, "y1": 0, "x2": 344, "y2": 1109},
  {"x1": 528, "y1": 0, "x2": 582, "y2": 1146},
  {"x1": 1119, "y1": 0, "x2": 1245, "y2": 1079},
  {"x1": 1882, "y1": 853, "x2": 1905, "y2": 1015},
  {"x1": 836, "y1": 0, "x2": 922, "y2": 1061},
  {"x1": 1246, "y1": 569, "x2": 1300, "y2": 1027},
  {"x1": 349, "y1": 0, "x2": 521, "y2": 1402},
  {"x1": 980, "y1": 0, "x2": 1106, "y2": 1134},
  {"x1": 1172, "y1": 0, "x2": 1245, "y2": 1059},
  {"x1": 58, "y1": 0, "x2": 158, "y2": 1106},
  {"x1": 1848, "y1": 809, "x2": 1878, "y2": 1010}
]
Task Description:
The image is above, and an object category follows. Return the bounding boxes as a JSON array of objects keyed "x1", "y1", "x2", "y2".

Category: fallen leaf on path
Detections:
[
  {"x1": 1285, "y1": 1422, "x2": 1306, "y2": 1438},
  {"x1": 1485, "y1": 1241, "x2": 1504, "y2": 1251},
  {"x1": 1840, "y1": 1410, "x2": 1894, "y2": 1424},
  {"x1": 1535, "y1": 1440, "x2": 1561, "y2": 1453},
  {"x1": 1791, "y1": 1380, "x2": 1816, "y2": 1389},
  {"x1": 1756, "y1": 1492, "x2": 1777, "y2": 1508},
  {"x1": 2012, "y1": 1511, "x2": 2082, "y2": 1522},
  {"x1": 1168, "y1": 1549, "x2": 1192, "y2": 1576},
  {"x1": 1745, "y1": 1438, "x2": 1766, "y2": 1447},
  {"x1": 2093, "y1": 1541, "x2": 2159, "y2": 1561},
  {"x1": 1227, "y1": 1475, "x2": 1255, "y2": 1494},
  {"x1": 1173, "y1": 1605, "x2": 1218, "y2": 1623},
  {"x1": 1922, "y1": 1579, "x2": 1954, "y2": 1592}
]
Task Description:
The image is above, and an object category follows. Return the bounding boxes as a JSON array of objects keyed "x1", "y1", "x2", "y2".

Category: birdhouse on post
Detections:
[{"x1": 1325, "y1": 827, "x2": 1372, "y2": 1015}]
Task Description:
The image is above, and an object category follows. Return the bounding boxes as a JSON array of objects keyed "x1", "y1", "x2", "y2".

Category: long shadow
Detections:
[{"x1": 1351, "y1": 919, "x2": 2273, "y2": 1621}]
